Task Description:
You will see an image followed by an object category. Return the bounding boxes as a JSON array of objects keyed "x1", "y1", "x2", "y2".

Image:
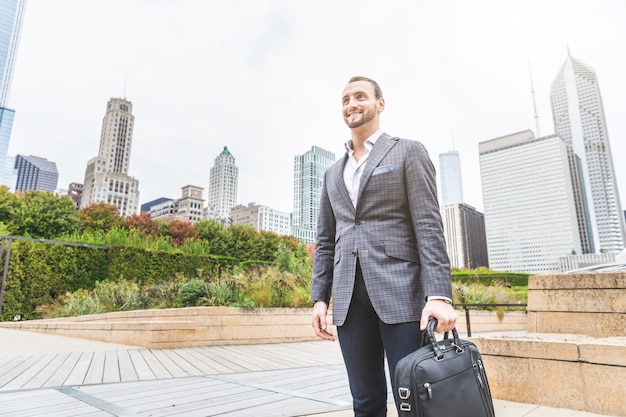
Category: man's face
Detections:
[{"x1": 341, "y1": 80, "x2": 384, "y2": 129}]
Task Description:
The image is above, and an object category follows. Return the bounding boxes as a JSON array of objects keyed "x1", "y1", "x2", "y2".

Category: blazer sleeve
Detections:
[
  {"x1": 311, "y1": 169, "x2": 336, "y2": 306},
  {"x1": 405, "y1": 141, "x2": 453, "y2": 300}
]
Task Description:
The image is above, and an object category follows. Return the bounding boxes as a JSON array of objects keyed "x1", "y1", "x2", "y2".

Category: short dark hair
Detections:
[{"x1": 348, "y1": 76, "x2": 383, "y2": 99}]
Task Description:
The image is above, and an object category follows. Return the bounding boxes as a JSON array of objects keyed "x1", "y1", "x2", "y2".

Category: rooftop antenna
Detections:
[
  {"x1": 123, "y1": 74, "x2": 128, "y2": 99},
  {"x1": 451, "y1": 129, "x2": 456, "y2": 151},
  {"x1": 528, "y1": 60, "x2": 541, "y2": 137}
]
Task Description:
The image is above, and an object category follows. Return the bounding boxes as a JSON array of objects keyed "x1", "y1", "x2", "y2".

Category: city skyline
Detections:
[{"x1": 6, "y1": 1, "x2": 626, "y2": 214}]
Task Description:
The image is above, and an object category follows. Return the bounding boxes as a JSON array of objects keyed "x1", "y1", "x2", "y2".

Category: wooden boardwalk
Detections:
[{"x1": 0, "y1": 341, "x2": 382, "y2": 416}]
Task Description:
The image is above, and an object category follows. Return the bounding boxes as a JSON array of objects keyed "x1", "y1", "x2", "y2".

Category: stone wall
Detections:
[
  {"x1": 471, "y1": 271, "x2": 626, "y2": 417},
  {"x1": 0, "y1": 306, "x2": 526, "y2": 349}
]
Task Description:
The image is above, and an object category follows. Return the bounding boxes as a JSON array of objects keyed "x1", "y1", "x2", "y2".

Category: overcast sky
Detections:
[{"x1": 7, "y1": 0, "x2": 626, "y2": 214}]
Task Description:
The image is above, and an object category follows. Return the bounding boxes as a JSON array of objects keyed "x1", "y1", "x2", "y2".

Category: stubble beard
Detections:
[{"x1": 344, "y1": 107, "x2": 377, "y2": 129}]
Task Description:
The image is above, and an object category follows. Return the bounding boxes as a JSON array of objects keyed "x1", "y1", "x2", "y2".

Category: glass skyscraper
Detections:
[
  {"x1": 439, "y1": 150, "x2": 464, "y2": 206},
  {"x1": 14, "y1": 154, "x2": 58, "y2": 192},
  {"x1": 551, "y1": 54, "x2": 625, "y2": 253},
  {"x1": 292, "y1": 146, "x2": 335, "y2": 244},
  {"x1": 0, "y1": 0, "x2": 26, "y2": 188},
  {"x1": 479, "y1": 130, "x2": 582, "y2": 274}
]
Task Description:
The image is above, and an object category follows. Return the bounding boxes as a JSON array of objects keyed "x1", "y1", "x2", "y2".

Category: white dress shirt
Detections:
[{"x1": 343, "y1": 129, "x2": 383, "y2": 208}]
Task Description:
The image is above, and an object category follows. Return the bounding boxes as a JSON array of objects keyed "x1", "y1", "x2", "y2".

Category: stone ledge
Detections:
[
  {"x1": 471, "y1": 332, "x2": 626, "y2": 416},
  {"x1": 0, "y1": 307, "x2": 526, "y2": 349}
]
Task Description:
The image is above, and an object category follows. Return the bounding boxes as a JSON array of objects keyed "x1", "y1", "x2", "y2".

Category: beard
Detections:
[{"x1": 344, "y1": 107, "x2": 377, "y2": 129}]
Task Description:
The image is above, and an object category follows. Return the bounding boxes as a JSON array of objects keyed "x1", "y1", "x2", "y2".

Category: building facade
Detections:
[
  {"x1": 479, "y1": 130, "x2": 582, "y2": 274},
  {"x1": 14, "y1": 154, "x2": 58, "y2": 192},
  {"x1": 292, "y1": 146, "x2": 335, "y2": 244},
  {"x1": 67, "y1": 182, "x2": 83, "y2": 208},
  {"x1": 0, "y1": 0, "x2": 26, "y2": 188},
  {"x1": 207, "y1": 146, "x2": 238, "y2": 223},
  {"x1": 231, "y1": 203, "x2": 291, "y2": 236},
  {"x1": 441, "y1": 203, "x2": 488, "y2": 269},
  {"x1": 149, "y1": 185, "x2": 204, "y2": 223},
  {"x1": 80, "y1": 98, "x2": 140, "y2": 216},
  {"x1": 550, "y1": 54, "x2": 625, "y2": 253},
  {"x1": 439, "y1": 150, "x2": 464, "y2": 206}
]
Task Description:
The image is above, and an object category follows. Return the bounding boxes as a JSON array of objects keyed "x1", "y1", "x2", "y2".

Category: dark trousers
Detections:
[{"x1": 337, "y1": 261, "x2": 423, "y2": 417}]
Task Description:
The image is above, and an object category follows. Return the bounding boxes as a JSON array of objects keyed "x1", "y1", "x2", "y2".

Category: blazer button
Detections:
[{"x1": 351, "y1": 251, "x2": 357, "y2": 256}]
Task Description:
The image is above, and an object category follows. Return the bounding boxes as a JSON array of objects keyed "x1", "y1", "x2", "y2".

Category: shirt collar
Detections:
[{"x1": 344, "y1": 128, "x2": 384, "y2": 153}]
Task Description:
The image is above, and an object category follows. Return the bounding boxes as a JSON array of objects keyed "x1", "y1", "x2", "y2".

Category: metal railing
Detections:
[
  {"x1": 0, "y1": 235, "x2": 108, "y2": 315},
  {"x1": 457, "y1": 303, "x2": 527, "y2": 337}
]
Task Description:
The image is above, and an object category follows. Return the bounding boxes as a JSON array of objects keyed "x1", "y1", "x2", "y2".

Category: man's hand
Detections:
[
  {"x1": 420, "y1": 299, "x2": 457, "y2": 333},
  {"x1": 312, "y1": 301, "x2": 335, "y2": 341}
]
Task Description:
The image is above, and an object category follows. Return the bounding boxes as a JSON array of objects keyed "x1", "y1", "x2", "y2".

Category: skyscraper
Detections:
[
  {"x1": 292, "y1": 146, "x2": 335, "y2": 244},
  {"x1": 550, "y1": 53, "x2": 625, "y2": 253},
  {"x1": 80, "y1": 98, "x2": 140, "y2": 216},
  {"x1": 14, "y1": 154, "x2": 58, "y2": 192},
  {"x1": 441, "y1": 203, "x2": 488, "y2": 269},
  {"x1": 207, "y1": 146, "x2": 238, "y2": 223},
  {"x1": 479, "y1": 130, "x2": 582, "y2": 274},
  {"x1": 0, "y1": 0, "x2": 26, "y2": 187},
  {"x1": 439, "y1": 150, "x2": 464, "y2": 206}
]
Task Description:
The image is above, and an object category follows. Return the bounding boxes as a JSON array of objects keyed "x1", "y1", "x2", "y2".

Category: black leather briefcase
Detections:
[{"x1": 394, "y1": 318, "x2": 495, "y2": 417}]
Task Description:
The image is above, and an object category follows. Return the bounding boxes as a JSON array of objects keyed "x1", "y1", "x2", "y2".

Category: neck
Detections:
[{"x1": 350, "y1": 123, "x2": 379, "y2": 147}]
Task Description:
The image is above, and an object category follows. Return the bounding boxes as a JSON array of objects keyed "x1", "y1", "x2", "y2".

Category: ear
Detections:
[{"x1": 377, "y1": 97, "x2": 385, "y2": 113}]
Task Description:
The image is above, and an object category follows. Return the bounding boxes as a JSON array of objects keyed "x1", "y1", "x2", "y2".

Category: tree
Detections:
[
  {"x1": 9, "y1": 191, "x2": 78, "y2": 239},
  {"x1": 0, "y1": 186, "x2": 19, "y2": 231},
  {"x1": 77, "y1": 202, "x2": 123, "y2": 232},
  {"x1": 166, "y1": 220, "x2": 198, "y2": 246},
  {"x1": 125, "y1": 212, "x2": 158, "y2": 236}
]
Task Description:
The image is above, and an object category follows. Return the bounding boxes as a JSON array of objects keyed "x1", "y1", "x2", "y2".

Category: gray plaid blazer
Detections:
[{"x1": 311, "y1": 133, "x2": 452, "y2": 326}]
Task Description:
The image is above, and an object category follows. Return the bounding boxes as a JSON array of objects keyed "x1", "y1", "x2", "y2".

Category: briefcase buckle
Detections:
[{"x1": 398, "y1": 387, "x2": 411, "y2": 399}]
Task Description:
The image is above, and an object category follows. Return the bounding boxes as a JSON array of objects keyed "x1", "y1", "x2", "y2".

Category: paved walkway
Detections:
[{"x1": 0, "y1": 327, "x2": 610, "y2": 417}]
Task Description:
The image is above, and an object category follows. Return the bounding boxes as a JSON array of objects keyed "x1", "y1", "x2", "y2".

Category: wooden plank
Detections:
[
  {"x1": 127, "y1": 349, "x2": 156, "y2": 380},
  {"x1": 44, "y1": 352, "x2": 82, "y2": 388},
  {"x1": 117, "y1": 349, "x2": 139, "y2": 382},
  {"x1": 183, "y1": 347, "x2": 239, "y2": 374},
  {"x1": 102, "y1": 350, "x2": 121, "y2": 383},
  {"x1": 83, "y1": 351, "x2": 105, "y2": 385},
  {"x1": 0, "y1": 354, "x2": 55, "y2": 390},
  {"x1": 21, "y1": 353, "x2": 71, "y2": 389},
  {"x1": 157, "y1": 350, "x2": 206, "y2": 377},
  {"x1": 148, "y1": 349, "x2": 188, "y2": 378},
  {"x1": 63, "y1": 352, "x2": 94, "y2": 386},
  {"x1": 0, "y1": 355, "x2": 50, "y2": 391},
  {"x1": 134, "y1": 350, "x2": 172, "y2": 379}
]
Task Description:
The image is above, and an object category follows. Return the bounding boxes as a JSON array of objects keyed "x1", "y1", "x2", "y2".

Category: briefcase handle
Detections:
[{"x1": 422, "y1": 317, "x2": 462, "y2": 360}]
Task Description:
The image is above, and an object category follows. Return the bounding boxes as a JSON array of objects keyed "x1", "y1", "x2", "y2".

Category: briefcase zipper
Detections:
[{"x1": 423, "y1": 382, "x2": 432, "y2": 400}]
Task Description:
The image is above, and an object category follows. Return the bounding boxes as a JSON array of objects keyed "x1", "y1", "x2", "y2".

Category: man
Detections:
[{"x1": 311, "y1": 76, "x2": 457, "y2": 417}]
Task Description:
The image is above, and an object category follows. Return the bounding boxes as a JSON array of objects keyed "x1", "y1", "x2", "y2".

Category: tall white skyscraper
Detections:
[
  {"x1": 293, "y1": 146, "x2": 335, "y2": 244},
  {"x1": 207, "y1": 146, "x2": 238, "y2": 223},
  {"x1": 479, "y1": 130, "x2": 582, "y2": 274},
  {"x1": 550, "y1": 53, "x2": 625, "y2": 253},
  {"x1": 80, "y1": 98, "x2": 140, "y2": 216},
  {"x1": 439, "y1": 150, "x2": 464, "y2": 206},
  {"x1": 0, "y1": 0, "x2": 26, "y2": 188}
]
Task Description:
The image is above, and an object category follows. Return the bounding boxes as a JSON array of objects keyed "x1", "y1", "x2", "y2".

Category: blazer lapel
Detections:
[
  {"x1": 356, "y1": 133, "x2": 399, "y2": 205},
  {"x1": 333, "y1": 153, "x2": 356, "y2": 215}
]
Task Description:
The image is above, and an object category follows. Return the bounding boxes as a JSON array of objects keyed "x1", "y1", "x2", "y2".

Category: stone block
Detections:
[
  {"x1": 529, "y1": 272, "x2": 626, "y2": 290},
  {"x1": 529, "y1": 311, "x2": 625, "y2": 338},
  {"x1": 528, "y1": 288, "x2": 626, "y2": 312},
  {"x1": 479, "y1": 355, "x2": 531, "y2": 403}
]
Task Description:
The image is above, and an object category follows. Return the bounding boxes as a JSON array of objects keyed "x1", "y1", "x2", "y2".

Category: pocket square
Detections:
[{"x1": 372, "y1": 164, "x2": 394, "y2": 176}]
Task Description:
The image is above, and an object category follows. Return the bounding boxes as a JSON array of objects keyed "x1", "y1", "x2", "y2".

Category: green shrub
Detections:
[{"x1": 177, "y1": 278, "x2": 207, "y2": 307}]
